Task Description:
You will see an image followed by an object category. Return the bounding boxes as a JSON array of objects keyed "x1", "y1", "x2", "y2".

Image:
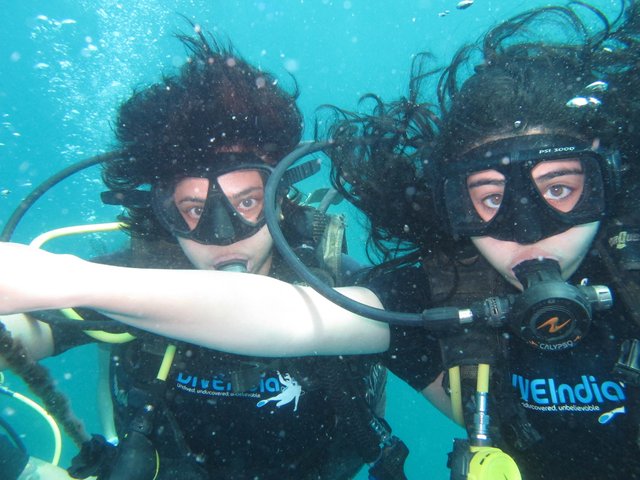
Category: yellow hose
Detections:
[
  {"x1": 449, "y1": 366, "x2": 465, "y2": 426},
  {"x1": 29, "y1": 223, "x2": 125, "y2": 249},
  {"x1": 477, "y1": 363, "x2": 490, "y2": 393},
  {"x1": 0, "y1": 383, "x2": 62, "y2": 465},
  {"x1": 156, "y1": 345, "x2": 177, "y2": 381}
]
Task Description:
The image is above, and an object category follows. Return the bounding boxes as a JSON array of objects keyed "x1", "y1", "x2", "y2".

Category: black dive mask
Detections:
[
  {"x1": 151, "y1": 156, "x2": 273, "y2": 246},
  {"x1": 503, "y1": 258, "x2": 611, "y2": 350},
  {"x1": 439, "y1": 134, "x2": 619, "y2": 244},
  {"x1": 101, "y1": 151, "x2": 320, "y2": 247}
]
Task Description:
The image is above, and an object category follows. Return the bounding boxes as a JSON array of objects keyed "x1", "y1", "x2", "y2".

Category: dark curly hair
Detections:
[
  {"x1": 433, "y1": 1, "x2": 640, "y2": 232},
  {"x1": 434, "y1": 5, "x2": 623, "y2": 162},
  {"x1": 328, "y1": 1, "x2": 640, "y2": 263},
  {"x1": 325, "y1": 53, "x2": 440, "y2": 265},
  {"x1": 104, "y1": 26, "x2": 303, "y2": 239}
]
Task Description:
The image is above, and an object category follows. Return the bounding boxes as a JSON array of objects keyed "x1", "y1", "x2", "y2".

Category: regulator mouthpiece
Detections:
[{"x1": 217, "y1": 261, "x2": 248, "y2": 273}]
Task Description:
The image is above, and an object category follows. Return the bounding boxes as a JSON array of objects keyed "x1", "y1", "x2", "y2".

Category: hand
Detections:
[
  {"x1": 0, "y1": 242, "x2": 87, "y2": 314},
  {"x1": 68, "y1": 434, "x2": 117, "y2": 479}
]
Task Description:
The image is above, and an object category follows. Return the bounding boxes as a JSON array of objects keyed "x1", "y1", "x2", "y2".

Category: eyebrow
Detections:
[
  {"x1": 228, "y1": 185, "x2": 264, "y2": 201},
  {"x1": 467, "y1": 178, "x2": 505, "y2": 189},
  {"x1": 176, "y1": 196, "x2": 206, "y2": 205},
  {"x1": 534, "y1": 168, "x2": 584, "y2": 182}
]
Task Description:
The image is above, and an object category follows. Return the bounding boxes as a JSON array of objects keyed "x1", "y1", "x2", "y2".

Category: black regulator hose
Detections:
[{"x1": 264, "y1": 141, "x2": 467, "y2": 328}]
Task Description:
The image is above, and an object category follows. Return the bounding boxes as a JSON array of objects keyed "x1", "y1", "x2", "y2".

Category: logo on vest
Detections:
[
  {"x1": 512, "y1": 373, "x2": 626, "y2": 415},
  {"x1": 175, "y1": 370, "x2": 288, "y2": 400},
  {"x1": 257, "y1": 372, "x2": 302, "y2": 411}
]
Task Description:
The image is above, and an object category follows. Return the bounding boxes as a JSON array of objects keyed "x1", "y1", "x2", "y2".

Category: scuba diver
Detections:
[
  {"x1": 0, "y1": 27, "x2": 408, "y2": 480},
  {"x1": 429, "y1": 5, "x2": 640, "y2": 479},
  {"x1": 3, "y1": 2, "x2": 640, "y2": 479},
  {"x1": 327, "y1": 3, "x2": 640, "y2": 479}
]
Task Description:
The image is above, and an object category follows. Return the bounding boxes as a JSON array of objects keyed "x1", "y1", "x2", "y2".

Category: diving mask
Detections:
[
  {"x1": 152, "y1": 158, "x2": 273, "y2": 246},
  {"x1": 439, "y1": 134, "x2": 619, "y2": 244}
]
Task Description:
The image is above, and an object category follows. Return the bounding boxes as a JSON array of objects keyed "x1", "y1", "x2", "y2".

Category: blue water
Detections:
[{"x1": 0, "y1": 1, "x2": 622, "y2": 477}]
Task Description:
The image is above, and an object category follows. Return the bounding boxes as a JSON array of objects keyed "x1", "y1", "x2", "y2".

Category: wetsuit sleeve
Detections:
[
  {"x1": 365, "y1": 267, "x2": 443, "y2": 390},
  {"x1": 384, "y1": 326, "x2": 442, "y2": 390},
  {"x1": 29, "y1": 309, "x2": 96, "y2": 355}
]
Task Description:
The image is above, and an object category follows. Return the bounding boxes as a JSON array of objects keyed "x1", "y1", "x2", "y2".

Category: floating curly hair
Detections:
[
  {"x1": 323, "y1": 52, "x2": 441, "y2": 266},
  {"x1": 103, "y1": 24, "x2": 302, "y2": 240}
]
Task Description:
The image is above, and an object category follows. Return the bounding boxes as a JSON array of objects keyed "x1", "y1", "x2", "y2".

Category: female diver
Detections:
[{"x1": 0, "y1": 26, "x2": 401, "y2": 480}]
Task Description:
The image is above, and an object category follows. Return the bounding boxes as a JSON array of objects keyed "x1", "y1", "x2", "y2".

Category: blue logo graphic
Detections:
[
  {"x1": 176, "y1": 371, "x2": 281, "y2": 393},
  {"x1": 512, "y1": 374, "x2": 625, "y2": 406}
]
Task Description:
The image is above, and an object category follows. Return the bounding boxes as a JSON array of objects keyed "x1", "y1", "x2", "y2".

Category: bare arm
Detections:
[
  {"x1": 421, "y1": 372, "x2": 455, "y2": 420},
  {"x1": 0, "y1": 243, "x2": 390, "y2": 356},
  {"x1": 0, "y1": 314, "x2": 54, "y2": 370}
]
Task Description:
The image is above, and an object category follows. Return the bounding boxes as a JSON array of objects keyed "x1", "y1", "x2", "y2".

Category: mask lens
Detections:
[
  {"x1": 466, "y1": 169, "x2": 506, "y2": 222},
  {"x1": 173, "y1": 177, "x2": 210, "y2": 232},
  {"x1": 531, "y1": 159, "x2": 585, "y2": 214},
  {"x1": 216, "y1": 169, "x2": 267, "y2": 225},
  {"x1": 152, "y1": 166, "x2": 272, "y2": 245}
]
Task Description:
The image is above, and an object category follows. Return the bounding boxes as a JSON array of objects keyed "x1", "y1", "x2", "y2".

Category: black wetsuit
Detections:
[
  {"x1": 366, "y1": 257, "x2": 640, "y2": 480},
  {"x1": 49, "y1": 250, "x2": 387, "y2": 480}
]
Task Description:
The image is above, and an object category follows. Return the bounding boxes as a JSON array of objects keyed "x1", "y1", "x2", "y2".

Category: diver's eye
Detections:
[
  {"x1": 176, "y1": 200, "x2": 205, "y2": 230},
  {"x1": 466, "y1": 168, "x2": 505, "y2": 222},
  {"x1": 238, "y1": 198, "x2": 259, "y2": 210},
  {"x1": 186, "y1": 206, "x2": 204, "y2": 219},
  {"x1": 543, "y1": 184, "x2": 573, "y2": 201},
  {"x1": 482, "y1": 193, "x2": 503, "y2": 209}
]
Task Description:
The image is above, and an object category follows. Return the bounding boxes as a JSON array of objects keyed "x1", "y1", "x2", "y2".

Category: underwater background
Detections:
[{"x1": 0, "y1": 0, "x2": 622, "y2": 477}]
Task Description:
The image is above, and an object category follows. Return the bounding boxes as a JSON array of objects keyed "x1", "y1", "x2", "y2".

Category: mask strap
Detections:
[{"x1": 281, "y1": 160, "x2": 321, "y2": 188}]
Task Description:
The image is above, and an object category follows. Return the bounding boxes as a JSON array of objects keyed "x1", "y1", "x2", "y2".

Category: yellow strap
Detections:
[{"x1": 316, "y1": 213, "x2": 345, "y2": 284}]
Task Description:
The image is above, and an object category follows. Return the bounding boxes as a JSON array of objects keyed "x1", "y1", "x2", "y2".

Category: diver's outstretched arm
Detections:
[{"x1": 0, "y1": 242, "x2": 390, "y2": 356}]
